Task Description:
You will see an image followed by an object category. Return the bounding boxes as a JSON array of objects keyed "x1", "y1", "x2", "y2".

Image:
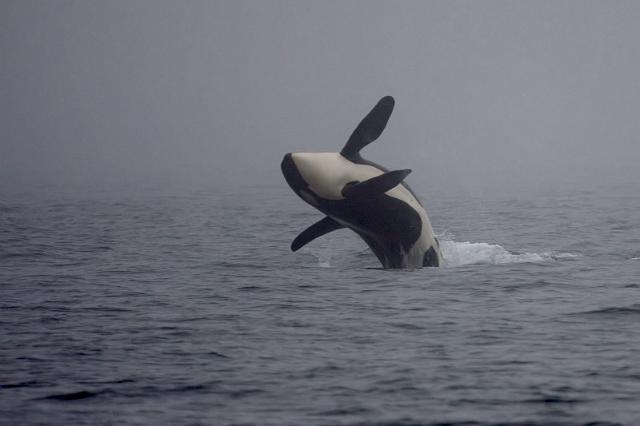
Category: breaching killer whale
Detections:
[{"x1": 281, "y1": 96, "x2": 442, "y2": 269}]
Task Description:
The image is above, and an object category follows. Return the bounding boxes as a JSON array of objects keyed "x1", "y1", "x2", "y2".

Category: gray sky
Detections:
[{"x1": 2, "y1": 1, "x2": 639, "y2": 192}]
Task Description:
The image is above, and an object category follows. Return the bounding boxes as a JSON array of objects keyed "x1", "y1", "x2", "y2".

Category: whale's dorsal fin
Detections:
[
  {"x1": 291, "y1": 216, "x2": 345, "y2": 252},
  {"x1": 340, "y1": 96, "x2": 395, "y2": 160},
  {"x1": 342, "y1": 169, "x2": 411, "y2": 199}
]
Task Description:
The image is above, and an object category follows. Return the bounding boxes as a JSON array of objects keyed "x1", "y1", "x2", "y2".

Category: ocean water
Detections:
[{"x1": 1, "y1": 181, "x2": 639, "y2": 425}]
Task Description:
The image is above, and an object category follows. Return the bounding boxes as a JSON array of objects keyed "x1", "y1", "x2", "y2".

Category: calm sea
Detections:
[{"x1": 1, "y1": 181, "x2": 639, "y2": 425}]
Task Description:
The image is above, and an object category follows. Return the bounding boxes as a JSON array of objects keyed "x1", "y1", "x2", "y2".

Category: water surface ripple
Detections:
[{"x1": 1, "y1": 184, "x2": 639, "y2": 425}]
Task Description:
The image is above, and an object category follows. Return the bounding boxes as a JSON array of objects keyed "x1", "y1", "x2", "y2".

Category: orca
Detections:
[{"x1": 281, "y1": 96, "x2": 442, "y2": 269}]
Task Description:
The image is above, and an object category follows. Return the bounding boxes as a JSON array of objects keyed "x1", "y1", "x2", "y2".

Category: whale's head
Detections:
[
  {"x1": 281, "y1": 152, "x2": 368, "y2": 205},
  {"x1": 282, "y1": 96, "x2": 397, "y2": 207}
]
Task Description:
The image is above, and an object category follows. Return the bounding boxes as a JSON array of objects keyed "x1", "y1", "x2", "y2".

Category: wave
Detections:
[
  {"x1": 302, "y1": 237, "x2": 577, "y2": 269},
  {"x1": 298, "y1": 228, "x2": 579, "y2": 268},
  {"x1": 40, "y1": 389, "x2": 111, "y2": 401},
  {"x1": 570, "y1": 304, "x2": 640, "y2": 317},
  {"x1": 439, "y1": 239, "x2": 577, "y2": 267},
  {"x1": 36, "y1": 382, "x2": 260, "y2": 402}
]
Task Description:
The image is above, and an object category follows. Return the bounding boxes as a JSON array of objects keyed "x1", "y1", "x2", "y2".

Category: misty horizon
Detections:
[{"x1": 2, "y1": 1, "x2": 639, "y2": 194}]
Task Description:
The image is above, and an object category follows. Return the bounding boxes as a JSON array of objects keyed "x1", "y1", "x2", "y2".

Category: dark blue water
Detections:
[{"x1": 1, "y1": 182, "x2": 639, "y2": 425}]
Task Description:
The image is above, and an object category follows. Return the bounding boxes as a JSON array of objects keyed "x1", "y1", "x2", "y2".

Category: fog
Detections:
[{"x1": 2, "y1": 1, "x2": 639, "y2": 193}]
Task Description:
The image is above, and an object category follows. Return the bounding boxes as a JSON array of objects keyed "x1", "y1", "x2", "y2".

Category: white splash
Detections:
[
  {"x1": 301, "y1": 231, "x2": 579, "y2": 268},
  {"x1": 439, "y1": 239, "x2": 579, "y2": 267},
  {"x1": 439, "y1": 240, "x2": 541, "y2": 267}
]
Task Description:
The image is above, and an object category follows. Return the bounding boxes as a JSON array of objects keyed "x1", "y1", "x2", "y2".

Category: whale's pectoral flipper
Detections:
[
  {"x1": 341, "y1": 96, "x2": 395, "y2": 159},
  {"x1": 291, "y1": 216, "x2": 345, "y2": 251},
  {"x1": 342, "y1": 169, "x2": 412, "y2": 199}
]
